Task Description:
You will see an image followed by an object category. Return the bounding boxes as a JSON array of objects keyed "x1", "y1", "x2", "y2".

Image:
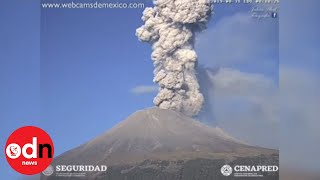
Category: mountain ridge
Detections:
[{"x1": 41, "y1": 107, "x2": 278, "y2": 180}]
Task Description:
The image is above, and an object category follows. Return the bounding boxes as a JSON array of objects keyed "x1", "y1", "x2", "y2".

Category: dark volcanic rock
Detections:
[{"x1": 98, "y1": 155, "x2": 279, "y2": 180}]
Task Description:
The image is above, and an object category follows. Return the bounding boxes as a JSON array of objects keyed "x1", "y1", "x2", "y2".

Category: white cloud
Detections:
[
  {"x1": 130, "y1": 85, "x2": 158, "y2": 94},
  {"x1": 208, "y1": 66, "x2": 320, "y2": 167},
  {"x1": 194, "y1": 6, "x2": 279, "y2": 148},
  {"x1": 210, "y1": 68, "x2": 275, "y2": 97},
  {"x1": 206, "y1": 68, "x2": 278, "y2": 149}
]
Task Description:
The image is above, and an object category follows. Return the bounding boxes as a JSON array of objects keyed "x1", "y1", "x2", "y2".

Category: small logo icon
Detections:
[
  {"x1": 7, "y1": 144, "x2": 21, "y2": 158},
  {"x1": 5, "y1": 126, "x2": 54, "y2": 175},
  {"x1": 221, "y1": 164, "x2": 233, "y2": 176},
  {"x1": 271, "y1": 12, "x2": 277, "y2": 18},
  {"x1": 42, "y1": 165, "x2": 54, "y2": 176}
]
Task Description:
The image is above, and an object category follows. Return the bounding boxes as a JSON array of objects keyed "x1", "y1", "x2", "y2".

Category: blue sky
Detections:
[
  {"x1": 0, "y1": 0, "x2": 41, "y2": 179},
  {"x1": 7, "y1": 0, "x2": 320, "y2": 179}
]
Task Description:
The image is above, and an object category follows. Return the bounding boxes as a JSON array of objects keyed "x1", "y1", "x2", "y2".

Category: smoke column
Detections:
[
  {"x1": 136, "y1": 0, "x2": 213, "y2": 116},
  {"x1": 197, "y1": 66, "x2": 216, "y2": 123}
]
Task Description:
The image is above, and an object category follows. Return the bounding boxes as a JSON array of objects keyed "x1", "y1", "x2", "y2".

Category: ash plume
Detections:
[{"x1": 136, "y1": 0, "x2": 213, "y2": 116}]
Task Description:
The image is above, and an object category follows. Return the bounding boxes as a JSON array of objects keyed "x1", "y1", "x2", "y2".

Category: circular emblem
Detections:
[
  {"x1": 221, "y1": 164, "x2": 232, "y2": 176},
  {"x1": 5, "y1": 126, "x2": 54, "y2": 175},
  {"x1": 42, "y1": 165, "x2": 54, "y2": 176}
]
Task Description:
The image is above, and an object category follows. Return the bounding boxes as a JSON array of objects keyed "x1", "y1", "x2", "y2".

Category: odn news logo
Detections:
[{"x1": 5, "y1": 126, "x2": 54, "y2": 175}]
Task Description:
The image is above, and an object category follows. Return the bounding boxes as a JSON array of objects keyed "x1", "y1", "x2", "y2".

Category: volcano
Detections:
[{"x1": 41, "y1": 107, "x2": 278, "y2": 180}]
